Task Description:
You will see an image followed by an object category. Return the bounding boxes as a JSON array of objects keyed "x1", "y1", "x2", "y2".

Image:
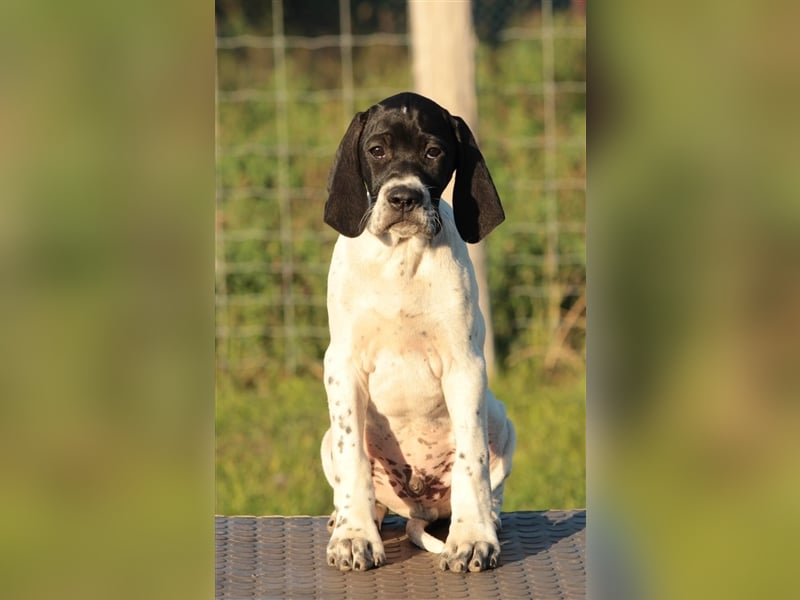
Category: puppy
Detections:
[{"x1": 320, "y1": 92, "x2": 515, "y2": 573}]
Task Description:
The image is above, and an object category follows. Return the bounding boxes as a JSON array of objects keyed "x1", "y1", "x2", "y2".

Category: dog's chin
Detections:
[
  {"x1": 390, "y1": 221, "x2": 430, "y2": 239},
  {"x1": 370, "y1": 216, "x2": 441, "y2": 241}
]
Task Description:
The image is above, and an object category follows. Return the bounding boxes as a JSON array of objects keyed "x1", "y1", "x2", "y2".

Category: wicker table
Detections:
[{"x1": 216, "y1": 510, "x2": 586, "y2": 599}]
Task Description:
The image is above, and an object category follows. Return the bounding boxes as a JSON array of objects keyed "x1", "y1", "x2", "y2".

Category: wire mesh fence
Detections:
[{"x1": 215, "y1": 0, "x2": 585, "y2": 386}]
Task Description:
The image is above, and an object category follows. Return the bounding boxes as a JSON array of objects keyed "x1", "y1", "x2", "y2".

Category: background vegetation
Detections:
[{"x1": 215, "y1": 0, "x2": 585, "y2": 515}]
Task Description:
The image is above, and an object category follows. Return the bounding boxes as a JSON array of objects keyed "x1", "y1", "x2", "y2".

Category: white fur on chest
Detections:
[{"x1": 326, "y1": 212, "x2": 483, "y2": 413}]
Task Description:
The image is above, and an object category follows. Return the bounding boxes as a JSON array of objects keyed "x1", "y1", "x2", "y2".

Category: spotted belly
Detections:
[{"x1": 365, "y1": 419, "x2": 455, "y2": 520}]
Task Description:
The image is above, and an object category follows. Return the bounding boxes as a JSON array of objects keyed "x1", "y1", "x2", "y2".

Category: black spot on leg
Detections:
[
  {"x1": 327, "y1": 376, "x2": 334, "y2": 384},
  {"x1": 346, "y1": 426, "x2": 352, "y2": 434},
  {"x1": 459, "y1": 452, "x2": 466, "y2": 460}
]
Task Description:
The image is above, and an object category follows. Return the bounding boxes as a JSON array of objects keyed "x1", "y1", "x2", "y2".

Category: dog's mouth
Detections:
[
  {"x1": 392, "y1": 216, "x2": 439, "y2": 238},
  {"x1": 371, "y1": 206, "x2": 442, "y2": 240},
  {"x1": 367, "y1": 178, "x2": 443, "y2": 239}
]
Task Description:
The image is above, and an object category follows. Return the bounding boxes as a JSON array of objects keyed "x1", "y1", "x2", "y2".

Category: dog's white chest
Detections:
[
  {"x1": 353, "y1": 302, "x2": 445, "y2": 411},
  {"x1": 329, "y1": 231, "x2": 477, "y2": 412}
]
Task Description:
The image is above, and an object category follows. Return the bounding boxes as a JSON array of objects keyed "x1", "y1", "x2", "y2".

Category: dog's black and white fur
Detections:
[{"x1": 321, "y1": 92, "x2": 515, "y2": 573}]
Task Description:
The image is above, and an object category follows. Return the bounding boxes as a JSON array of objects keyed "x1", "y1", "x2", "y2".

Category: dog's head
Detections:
[{"x1": 324, "y1": 92, "x2": 504, "y2": 243}]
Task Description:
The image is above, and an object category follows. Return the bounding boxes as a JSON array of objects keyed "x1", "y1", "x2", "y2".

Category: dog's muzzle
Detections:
[{"x1": 368, "y1": 176, "x2": 442, "y2": 239}]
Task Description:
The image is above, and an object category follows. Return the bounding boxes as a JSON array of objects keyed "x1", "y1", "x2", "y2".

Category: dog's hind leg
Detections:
[
  {"x1": 321, "y1": 429, "x2": 339, "y2": 532},
  {"x1": 375, "y1": 502, "x2": 387, "y2": 530},
  {"x1": 485, "y1": 392, "x2": 516, "y2": 528}
]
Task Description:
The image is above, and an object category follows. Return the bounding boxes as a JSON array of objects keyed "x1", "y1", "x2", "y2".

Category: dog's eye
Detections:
[
  {"x1": 425, "y1": 146, "x2": 442, "y2": 159},
  {"x1": 369, "y1": 146, "x2": 385, "y2": 159}
]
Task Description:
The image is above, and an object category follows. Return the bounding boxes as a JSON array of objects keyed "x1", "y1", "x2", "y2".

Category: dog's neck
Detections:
[{"x1": 370, "y1": 231, "x2": 431, "y2": 278}]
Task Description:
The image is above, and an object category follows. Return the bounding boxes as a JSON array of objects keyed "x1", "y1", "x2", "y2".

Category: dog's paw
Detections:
[
  {"x1": 326, "y1": 530, "x2": 386, "y2": 571},
  {"x1": 439, "y1": 530, "x2": 500, "y2": 572}
]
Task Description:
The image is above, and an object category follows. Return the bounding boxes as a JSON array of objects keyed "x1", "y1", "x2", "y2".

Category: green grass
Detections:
[
  {"x1": 216, "y1": 377, "x2": 331, "y2": 516},
  {"x1": 215, "y1": 367, "x2": 585, "y2": 516},
  {"x1": 493, "y1": 368, "x2": 586, "y2": 511}
]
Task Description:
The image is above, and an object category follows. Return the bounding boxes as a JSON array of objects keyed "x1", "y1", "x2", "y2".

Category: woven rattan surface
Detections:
[{"x1": 216, "y1": 510, "x2": 586, "y2": 599}]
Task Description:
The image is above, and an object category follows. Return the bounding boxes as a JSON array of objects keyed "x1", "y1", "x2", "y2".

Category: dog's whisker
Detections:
[
  {"x1": 358, "y1": 203, "x2": 375, "y2": 232},
  {"x1": 431, "y1": 211, "x2": 443, "y2": 233}
]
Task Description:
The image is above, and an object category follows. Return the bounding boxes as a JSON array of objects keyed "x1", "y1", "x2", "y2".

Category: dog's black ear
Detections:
[
  {"x1": 324, "y1": 111, "x2": 369, "y2": 237},
  {"x1": 451, "y1": 116, "x2": 505, "y2": 243}
]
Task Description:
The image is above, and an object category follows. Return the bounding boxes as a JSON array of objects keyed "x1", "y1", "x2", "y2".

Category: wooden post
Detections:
[{"x1": 408, "y1": 0, "x2": 497, "y2": 379}]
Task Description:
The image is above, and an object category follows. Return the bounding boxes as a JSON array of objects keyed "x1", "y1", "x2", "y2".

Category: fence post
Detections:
[{"x1": 408, "y1": 0, "x2": 497, "y2": 379}]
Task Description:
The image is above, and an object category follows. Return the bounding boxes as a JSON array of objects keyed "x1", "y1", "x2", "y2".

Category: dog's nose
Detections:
[{"x1": 386, "y1": 186, "x2": 422, "y2": 212}]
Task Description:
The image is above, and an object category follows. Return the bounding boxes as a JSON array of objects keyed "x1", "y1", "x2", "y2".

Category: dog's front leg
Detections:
[
  {"x1": 440, "y1": 355, "x2": 500, "y2": 572},
  {"x1": 323, "y1": 350, "x2": 385, "y2": 571}
]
